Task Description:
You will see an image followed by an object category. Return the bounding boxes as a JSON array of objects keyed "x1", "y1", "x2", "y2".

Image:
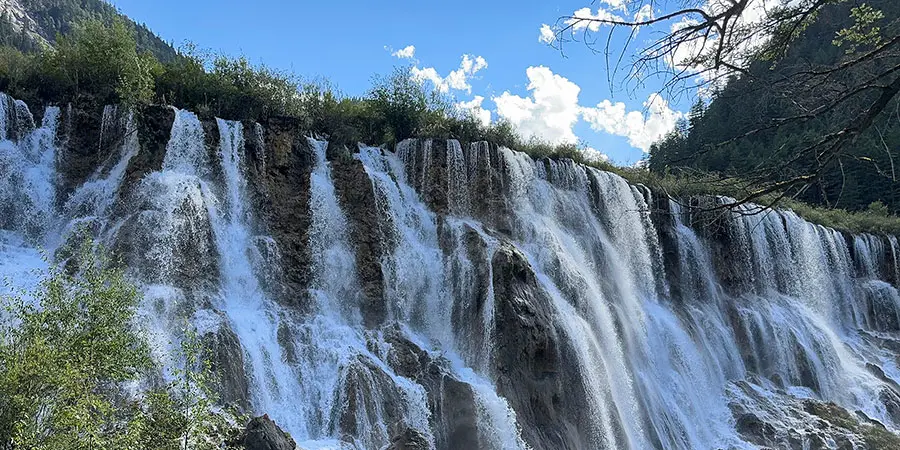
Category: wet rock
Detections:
[
  {"x1": 111, "y1": 179, "x2": 219, "y2": 292},
  {"x1": 203, "y1": 324, "x2": 250, "y2": 411},
  {"x1": 647, "y1": 192, "x2": 683, "y2": 302},
  {"x1": 380, "y1": 325, "x2": 480, "y2": 449},
  {"x1": 734, "y1": 412, "x2": 777, "y2": 447},
  {"x1": 397, "y1": 139, "x2": 512, "y2": 233},
  {"x1": 387, "y1": 426, "x2": 430, "y2": 450},
  {"x1": 447, "y1": 224, "x2": 492, "y2": 361},
  {"x1": 328, "y1": 142, "x2": 386, "y2": 327},
  {"x1": 119, "y1": 105, "x2": 175, "y2": 200},
  {"x1": 332, "y1": 355, "x2": 404, "y2": 449},
  {"x1": 239, "y1": 415, "x2": 296, "y2": 450},
  {"x1": 690, "y1": 196, "x2": 755, "y2": 296},
  {"x1": 56, "y1": 103, "x2": 116, "y2": 202},
  {"x1": 730, "y1": 380, "x2": 900, "y2": 450},
  {"x1": 490, "y1": 242, "x2": 592, "y2": 449},
  {"x1": 251, "y1": 117, "x2": 315, "y2": 311}
]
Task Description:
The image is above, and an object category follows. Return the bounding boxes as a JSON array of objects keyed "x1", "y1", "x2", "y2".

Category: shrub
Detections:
[
  {"x1": 0, "y1": 241, "x2": 236, "y2": 449},
  {"x1": 41, "y1": 17, "x2": 158, "y2": 105}
]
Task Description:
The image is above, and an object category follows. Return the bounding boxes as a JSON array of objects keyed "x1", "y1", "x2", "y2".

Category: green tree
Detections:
[
  {"x1": 0, "y1": 241, "x2": 236, "y2": 449},
  {"x1": 42, "y1": 17, "x2": 158, "y2": 105}
]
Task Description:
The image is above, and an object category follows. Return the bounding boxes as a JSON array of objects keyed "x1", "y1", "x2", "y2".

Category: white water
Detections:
[{"x1": 3, "y1": 94, "x2": 900, "y2": 449}]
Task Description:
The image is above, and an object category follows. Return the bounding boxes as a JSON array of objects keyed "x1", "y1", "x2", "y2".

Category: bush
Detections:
[
  {"x1": 0, "y1": 241, "x2": 236, "y2": 449},
  {"x1": 40, "y1": 17, "x2": 158, "y2": 105}
]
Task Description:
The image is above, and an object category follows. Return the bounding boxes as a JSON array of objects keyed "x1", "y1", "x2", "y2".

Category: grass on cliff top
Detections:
[{"x1": 616, "y1": 168, "x2": 900, "y2": 235}]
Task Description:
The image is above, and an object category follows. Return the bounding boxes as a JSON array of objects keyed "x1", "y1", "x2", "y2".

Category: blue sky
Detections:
[{"x1": 109, "y1": 0, "x2": 694, "y2": 164}]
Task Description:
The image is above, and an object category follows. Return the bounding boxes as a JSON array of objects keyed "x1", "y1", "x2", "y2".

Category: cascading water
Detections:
[
  {"x1": 0, "y1": 94, "x2": 59, "y2": 297},
  {"x1": 4, "y1": 91, "x2": 900, "y2": 449}
]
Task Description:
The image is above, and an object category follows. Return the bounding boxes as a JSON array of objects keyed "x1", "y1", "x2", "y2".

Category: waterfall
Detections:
[
  {"x1": 3, "y1": 92, "x2": 900, "y2": 449},
  {"x1": 0, "y1": 97, "x2": 60, "y2": 298}
]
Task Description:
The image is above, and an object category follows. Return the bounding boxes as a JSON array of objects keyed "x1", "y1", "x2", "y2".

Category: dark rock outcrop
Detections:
[
  {"x1": 328, "y1": 142, "x2": 387, "y2": 327},
  {"x1": 239, "y1": 415, "x2": 297, "y2": 450},
  {"x1": 56, "y1": 103, "x2": 113, "y2": 202},
  {"x1": 203, "y1": 324, "x2": 250, "y2": 411},
  {"x1": 490, "y1": 242, "x2": 592, "y2": 450},
  {"x1": 251, "y1": 117, "x2": 315, "y2": 310},
  {"x1": 119, "y1": 105, "x2": 174, "y2": 198},
  {"x1": 387, "y1": 427, "x2": 431, "y2": 450},
  {"x1": 379, "y1": 325, "x2": 481, "y2": 449},
  {"x1": 331, "y1": 354, "x2": 405, "y2": 449}
]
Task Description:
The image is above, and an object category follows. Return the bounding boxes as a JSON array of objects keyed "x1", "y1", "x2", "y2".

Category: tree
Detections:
[
  {"x1": 0, "y1": 240, "x2": 236, "y2": 449},
  {"x1": 547, "y1": 0, "x2": 900, "y2": 211},
  {"x1": 42, "y1": 17, "x2": 158, "y2": 105}
]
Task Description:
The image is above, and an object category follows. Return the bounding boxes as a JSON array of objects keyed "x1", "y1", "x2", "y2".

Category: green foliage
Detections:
[
  {"x1": 0, "y1": 241, "x2": 237, "y2": 449},
  {"x1": 0, "y1": 18, "x2": 591, "y2": 162},
  {"x1": 622, "y1": 169, "x2": 900, "y2": 234},
  {"x1": 40, "y1": 18, "x2": 158, "y2": 105},
  {"x1": 368, "y1": 67, "x2": 436, "y2": 145},
  {"x1": 834, "y1": 4, "x2": 885, "y2": 53},
  {"x1": 648, "y1": 0, "x2": 900, "y2": 215}
]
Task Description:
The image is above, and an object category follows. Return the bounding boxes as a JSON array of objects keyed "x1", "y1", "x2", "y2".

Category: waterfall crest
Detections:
[{"x1": 3, "y1": 94, "x2": 900, "y2": 449}]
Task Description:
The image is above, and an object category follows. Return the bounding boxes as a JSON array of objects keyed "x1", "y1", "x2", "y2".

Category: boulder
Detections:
[
  {"x1": 387, "y1": 427, "x2": 431, "y2": 450},
  {"x1": 239, "y1": 415, "x2": 296, "y2": 450}
]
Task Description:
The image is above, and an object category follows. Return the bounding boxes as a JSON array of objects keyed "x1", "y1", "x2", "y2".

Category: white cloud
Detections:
[
  {"x1": 493, "y1": 66, "x2": 581, "y2": 145},
  {"x1": 581, "y1": 93, "x2": 683, "y2": 152},
  {"x1": 634, "y1": 4, "x2": 653, "y2": 22},
  {"x1": 582, "y1": 147, "x2": 610, "y2": 163},
  {"x1": 411, "y1": 54, "x2": 488, "y2": 94},
  {"x1": 457, "y1": 96, "x2": 492, "y2": 126},
  {"x1": 391, "y1": 45, "x2": 416, "y2": 59},
  {"x1": 599, "y1": 0, "x2": 627, "y2": 12},
  {"x1": 567, "y1": 7, "x2": 624, "y2": 32},
  {"x1": 539, "y1": 24, "x2": 556, "y2": 44}
]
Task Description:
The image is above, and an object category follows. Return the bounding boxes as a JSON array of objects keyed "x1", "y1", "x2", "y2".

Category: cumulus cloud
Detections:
[
  {"x1": 411, "y1": 54, "x2": 488, "y2": 94},
  {"x1": 391, "y1": 45, "x2": 416, "y2": 59},
  {"x1": 581, "y1": 93, "x2": 683, "y2": 152},
  {"x1": 493, "y1": 66, "x2": 581, "y2": 145},
  {"x1": 582, "y1": 147, "x2": 610, "y2": 163},
  {"x1": 457, "y1": 96, "x2": 492, "y2": 127},
  {"x1": 568, "y1": 7, "x2": 624, "y2": 32},
  {"x1": 599, "y1": 0, "x2": 627, "y2": 12},
  {"x1": 539, "y1": 24, "x2": 555, "y2": 44}
]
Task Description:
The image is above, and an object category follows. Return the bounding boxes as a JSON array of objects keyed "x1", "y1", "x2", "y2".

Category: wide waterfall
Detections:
[{"x1": 3, "y1": 92, "x2": 900, "y2": 449}]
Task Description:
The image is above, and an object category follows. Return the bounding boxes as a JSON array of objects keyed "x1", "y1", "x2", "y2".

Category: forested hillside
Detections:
[
  {"x1": 649, "y1": 0, "x2": 900, "y2": 213},
  {"x1": 0, "y1": 0, "x2": 175, "y2": 60}
]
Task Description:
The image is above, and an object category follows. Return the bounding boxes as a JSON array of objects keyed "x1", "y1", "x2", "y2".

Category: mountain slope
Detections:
[
  {"x1": 0, "y1": 0, "x2": 176, "y2": 60},
  {"x1": 649, "y1": 0, "x2": 900, "y2": 213}
]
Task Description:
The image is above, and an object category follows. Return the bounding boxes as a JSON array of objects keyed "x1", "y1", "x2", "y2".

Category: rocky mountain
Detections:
[
  {"x1": 0, "y1": 0, "x2": 176, "y2": 60},
  {"x1": 3, "y1": 93, "x2": 900, "y2": 449}
]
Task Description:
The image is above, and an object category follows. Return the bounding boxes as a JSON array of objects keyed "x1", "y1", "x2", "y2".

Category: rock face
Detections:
[
  {"x1": 239, "y1": 415, "x2": 297, "y2": 450},
  {"x1": 729, "y1": 379, "x2": 900, "y2": 449},
  {"x1": 380, "y1": 325, "x2": 481, "y2": 449},
  {"x1": 12, "y1": 93, "x2": 900, "y2": 450},
  {"x1": 119, "y1": 105, "x2": 174, "y2": 199},
  {"x1": 249, "y1": 116, "x2": 314, "y2": 311},
  {"x1": 327, "y1": 143, "x2": 387, "y2": 327},
  {"x1": 490, "y1": 243, "x2": 591, "y2": 449},
  {"x1": 203, "y1": 324, "x2": 250, "y2": 411},
  {"x1": 56, "y1": 103, "x2": 108, "y2": 201}
]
